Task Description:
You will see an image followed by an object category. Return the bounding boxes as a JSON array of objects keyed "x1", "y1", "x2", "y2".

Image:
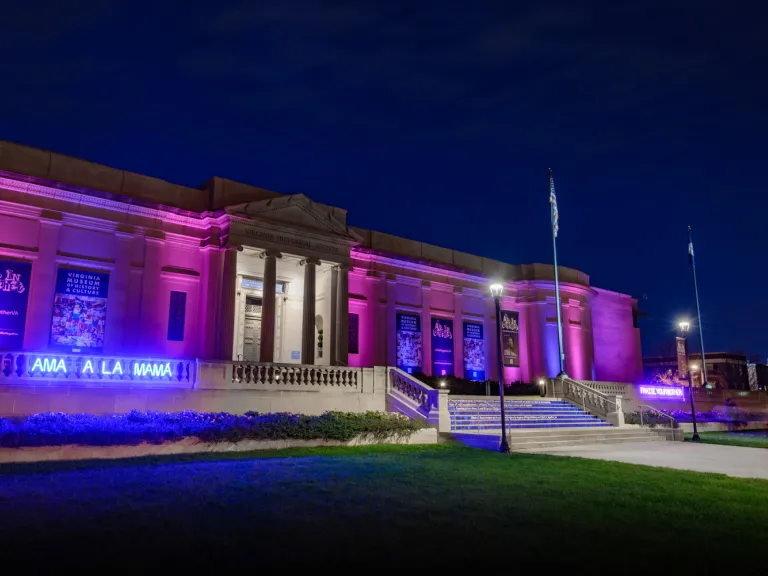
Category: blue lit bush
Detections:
[{"x1": 0, "y1": 410, "x2": 424, "y2": 448}]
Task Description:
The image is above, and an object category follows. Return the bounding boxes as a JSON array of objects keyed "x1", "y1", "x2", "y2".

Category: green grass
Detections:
[
  {"x1": 1, "y1": 444, "x2": 766, "y2": 570},
  {"x1": 689, "y1": 430, "x2": 768, "y2": 448}
]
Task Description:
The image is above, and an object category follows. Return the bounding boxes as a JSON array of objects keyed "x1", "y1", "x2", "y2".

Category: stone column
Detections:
[
  {"x1": 197, "y1": 244, "x2": 223, "y2": 360},
  {"x1": 139, "y1": 235, "x2": 164, "y2": 349},
  {"x1": 301, "y1": 257, "x2": 319, "y2": 364},
  {"x1": 385, "y1": 274, "x2": 397, "y2": 366},
  {"x1": 218, "y1": 246, "x2": 238, "y2": 360},
  {"x1": 259, "y1": 250, "x2": 281, "y2": 362},
  {"x1": 421, "y1": 280, "x2": 431, "y2": 375},
  {"x1": 27, "y1": 213, "x2": 62, "y2": 350},
  {"x1": 453, "y1": 287, "x2": 464, "y2": 379},
  {"x1": 329, "y1": 267, "x2": 338, "y2": 365},
  {"x1": 104, "y1": 231, "x2": 133, "y2": 354},
  {"x1": 335, "y1": 264, "x2": 350, "y2": 365}
]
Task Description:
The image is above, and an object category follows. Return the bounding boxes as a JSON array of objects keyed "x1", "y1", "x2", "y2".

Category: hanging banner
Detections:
[
  {"x1": 430, "y1": 317, "x2": 454, "y2": 377},
  {"x1": 0, "y1": 260, "x2": 32, "y2": 349},
  {"x1": 501, "y1": 310, "x2": 520, "y2": 367},
  {"x1": 675, "y1": 337, "x2": 688, "y2": 379},
  {"x1": 463, "y1": 321, "x2": 485, "y2": 381},
  {"x1": 50, "y1": 268, "x2": 110, "y2": 352},
  {"x1": 396, "y1": 312, "x2": 422, "y2": 374}
]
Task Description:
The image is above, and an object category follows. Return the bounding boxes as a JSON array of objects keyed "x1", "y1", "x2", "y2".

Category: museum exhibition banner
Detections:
[
  {"x1": 50, "y1": 268, "x2": 110, "y2": 353},
  {"x1": 501, "y1": 310, "x2": 520, "y2": 367},
  {"x1": 430, "y1": 317, "x2": 454, "y2": 377},
  {"x1": 0, "y1": 259, "x2": 32, "y2": 349},
  {"x1": 463, "y1": 321, "x2": 485, "y2": 381},
  {"x1": 396, "y1": 312, "x2": 422, "y2": 374}
]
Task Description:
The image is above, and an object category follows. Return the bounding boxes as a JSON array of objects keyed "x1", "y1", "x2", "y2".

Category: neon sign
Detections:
[
  {"x1": 639, "y1": 385, "x2": 685, "y2": 399},
  {"x1": 28, "y1": 355, "x2": 176, "y2": 381}
]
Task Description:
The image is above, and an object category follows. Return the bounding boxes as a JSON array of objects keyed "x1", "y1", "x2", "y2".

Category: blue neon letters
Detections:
[{"x1": 28, "y1": 356, "x2": 174, "y2": 380}]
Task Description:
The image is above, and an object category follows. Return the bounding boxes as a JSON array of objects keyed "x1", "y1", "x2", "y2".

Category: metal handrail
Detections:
[{"x1": 638, "y1": 403, "x2": 680, "y2": 441}]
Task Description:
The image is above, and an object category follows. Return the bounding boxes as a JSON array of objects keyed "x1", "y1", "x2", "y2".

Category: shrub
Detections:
[{"x1": 0, "y1": 410, "x2": 424, "y2": 449}]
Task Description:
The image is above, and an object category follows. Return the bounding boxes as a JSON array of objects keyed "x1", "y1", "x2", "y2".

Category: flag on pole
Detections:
[
  {"x1": 549, "y1": 168, "x2": 559, "y2": 237},
  {"x1": 688, "y1": 226, "x2": 695, "y2": 266}
]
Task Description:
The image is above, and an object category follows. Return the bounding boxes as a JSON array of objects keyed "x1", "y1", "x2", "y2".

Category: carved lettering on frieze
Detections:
[{"x1": 238, "y1": 226, "x2": 342, "y2": 255}]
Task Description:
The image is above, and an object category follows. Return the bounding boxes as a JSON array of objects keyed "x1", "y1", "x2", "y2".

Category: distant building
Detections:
[{"x1": 643, "y1": 352, "x2": 751, "y2": 390}]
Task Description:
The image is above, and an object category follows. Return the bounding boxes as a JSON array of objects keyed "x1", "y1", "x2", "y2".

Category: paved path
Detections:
[{"x1": 519, "y1": 441, "x2": 768, "y2": 479}]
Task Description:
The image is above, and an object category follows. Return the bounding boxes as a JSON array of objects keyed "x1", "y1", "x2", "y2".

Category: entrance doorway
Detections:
[{"x1": 243, "y1": 296, "x2": 262, "y2": 362}]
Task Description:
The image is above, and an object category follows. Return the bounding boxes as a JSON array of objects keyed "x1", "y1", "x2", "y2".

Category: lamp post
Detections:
[
  {"x1": 679, "y1": 320, "x2": 700, "y2": 441},
  {"x1": 490, "y1": 283, "x2": 510, "y2": 454}
]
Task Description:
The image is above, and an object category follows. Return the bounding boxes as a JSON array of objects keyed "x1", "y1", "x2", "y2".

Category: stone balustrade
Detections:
[
  {"x1": 196, "y1": 361, "x2": 361, "y2": 390},
  {"x1": 562, "y1": 378, "x2": 624, "y2": 426},
  {"x1": 387, "y1": 367, "x2": 450, "y2": 432},
  {"x1": 578, "y1": 380, "x2": 628, "y2": 397}
]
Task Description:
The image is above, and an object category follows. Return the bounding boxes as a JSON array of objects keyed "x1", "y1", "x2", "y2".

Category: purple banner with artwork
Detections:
[
  {"x1": 431, "y1": 317, "x2": 454, "y2": 377},
  {"x1": 396, "y1": 312, "x2": 422, "y2": 374},
  {"x1": 0, "y1": 259, "x2": 32, "y2": 349},
  {"x1": 463, "y1": 321, "x2": 485, "y2": 381},
  {"x1": 501, "y1": 310, "x2": 520, "y2": 367},
  {"x1": 50, "y1": 268, "x2": 110, "y2": 353}
]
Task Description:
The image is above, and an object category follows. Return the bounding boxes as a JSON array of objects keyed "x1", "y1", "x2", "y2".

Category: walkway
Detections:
[{"x1": 519, "y1": 441, "x2": 768, "y2": 479}]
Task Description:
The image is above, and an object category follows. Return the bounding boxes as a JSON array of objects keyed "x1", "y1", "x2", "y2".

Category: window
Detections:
[
  {"x1": 167, "y1": 291, "x2": 187, "y2": 341},
  {"x1": 348, "y1": 313, "x2": 359, "y2": 354}
]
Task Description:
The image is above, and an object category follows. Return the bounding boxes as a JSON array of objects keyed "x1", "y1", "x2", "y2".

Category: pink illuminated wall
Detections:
[
  {"x1": 590, "y1": 288, "x2": 643, "y2": 383},
  {"x1": 0, "y1": 207, "x2": 204, "y2": 360},
  {"x1": 0, "y1": 171, "x2": 643, "y2": 385}
]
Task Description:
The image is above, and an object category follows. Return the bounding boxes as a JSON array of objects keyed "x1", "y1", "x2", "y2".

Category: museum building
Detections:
[{"x1": 0, "y1": 141, "x2": 643, "y2": 397}]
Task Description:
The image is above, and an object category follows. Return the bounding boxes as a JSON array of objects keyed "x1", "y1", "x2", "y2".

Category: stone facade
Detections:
[{"x1": 0, "y1": 140, "x2": 643, "y2": 394}]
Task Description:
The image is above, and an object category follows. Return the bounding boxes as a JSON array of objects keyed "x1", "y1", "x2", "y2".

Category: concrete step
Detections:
[
  {"x1": 504, "y1": 429, "x2": 661, "y2": 440},
  {"x1": 452, "y1": 423, "x2": 614, "y2": 430},
  {"x1": 510, "y1": 436, "x2": 666, "y2": 450}
]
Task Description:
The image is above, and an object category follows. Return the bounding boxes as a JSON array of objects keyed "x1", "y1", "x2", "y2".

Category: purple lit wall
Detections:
[
  {"x1": 591, "y1": 288, "x2": 643, "y2": 383},
  {"x1": 0, "y1": 170, "x2": 641, "y2": 388},
  {"x1": 0, "y1": 196, "x2": 204, "y2": 360}
]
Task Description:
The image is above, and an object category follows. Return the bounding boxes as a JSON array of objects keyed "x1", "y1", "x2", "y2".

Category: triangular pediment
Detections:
[{"x1": 226, "y1": 194, "x2": 361, "y2": 242}]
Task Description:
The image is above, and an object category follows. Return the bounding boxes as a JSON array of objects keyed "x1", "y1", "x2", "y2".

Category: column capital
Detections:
[
  {"x1": 333, "y1": 262, "x2": 352, "y2": 271},
  {"x1": 300, "y1": 256, "x2": 321, "y2": 266},
  {"x1": 260, "y1": 249, "x2": 283, "y2": 259}
]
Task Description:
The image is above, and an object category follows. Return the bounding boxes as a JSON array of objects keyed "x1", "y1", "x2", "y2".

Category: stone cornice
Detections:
[{"x1": 0, "y1": 174, "x2": 211, "y2": 230}]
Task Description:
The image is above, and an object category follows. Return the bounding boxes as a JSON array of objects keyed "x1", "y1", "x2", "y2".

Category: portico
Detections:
[{"x1": 223, "y1": 194, "x2": 360, "y2": 366}]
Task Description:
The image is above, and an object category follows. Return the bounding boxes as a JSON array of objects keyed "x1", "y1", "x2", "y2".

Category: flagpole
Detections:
[
  {"x1": 549, "y1": 169, "x2": 566, "y2": 377},
  {"x1": 688, "y1": 225, "x2": 706, "y2": 441}
]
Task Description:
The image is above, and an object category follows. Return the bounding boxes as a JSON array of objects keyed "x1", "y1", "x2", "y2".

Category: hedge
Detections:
[{"x1": 0, "y1": 410, "x2": 424, "y2": 448}]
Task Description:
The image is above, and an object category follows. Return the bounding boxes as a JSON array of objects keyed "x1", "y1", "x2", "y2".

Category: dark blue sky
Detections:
[{"x1": 2, "y1": 1, "x2": 766, "y2": 359}]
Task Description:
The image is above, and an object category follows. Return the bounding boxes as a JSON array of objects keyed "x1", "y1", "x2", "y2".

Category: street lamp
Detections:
[
  {"x1": 678, "y1": 320, "x2": 700, "y2": 441},
  {"x1": 490, "y1": 283, "x2": 510, "y2": 454}
]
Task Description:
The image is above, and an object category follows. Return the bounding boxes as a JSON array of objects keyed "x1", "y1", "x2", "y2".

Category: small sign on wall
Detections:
[{"x1": 291, "y1": 350, "x2": 300, "y2": 361}]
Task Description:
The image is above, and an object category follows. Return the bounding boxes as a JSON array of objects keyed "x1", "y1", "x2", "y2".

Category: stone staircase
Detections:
[
  {"x1": 448, "y1": 398, "x2": 669, "y2": 450},
  {"x1": 449, "y1": 398, "x2": 611, "y2": 431}
]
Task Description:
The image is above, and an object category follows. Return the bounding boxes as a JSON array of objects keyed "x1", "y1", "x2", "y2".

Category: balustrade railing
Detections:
[
  {"x1": 387, "y1": 367, "x2": 440, "y2": 422},
  {"x1": 230, "y1": 362, "x2": 360, "y2": 389},
  {"x1": 578, "y1": 380, "x2": 628, "y2": 397},
  {"x1": 562, "y1": 378, "x2": 620, "y2": 420}
]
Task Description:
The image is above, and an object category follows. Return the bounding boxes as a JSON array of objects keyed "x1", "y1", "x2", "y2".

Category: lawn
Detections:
[
  {"x1": 690, "y1": 430, "x2": 768, "y2": 449},
  {"x1": 1, "y1": 444, "x2": 766, "y2": 570}
]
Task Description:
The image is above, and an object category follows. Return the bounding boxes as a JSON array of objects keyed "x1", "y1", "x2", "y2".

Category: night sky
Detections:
[{"x1": 2, "y1": 1, "x2": 766, "y2": 359}]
